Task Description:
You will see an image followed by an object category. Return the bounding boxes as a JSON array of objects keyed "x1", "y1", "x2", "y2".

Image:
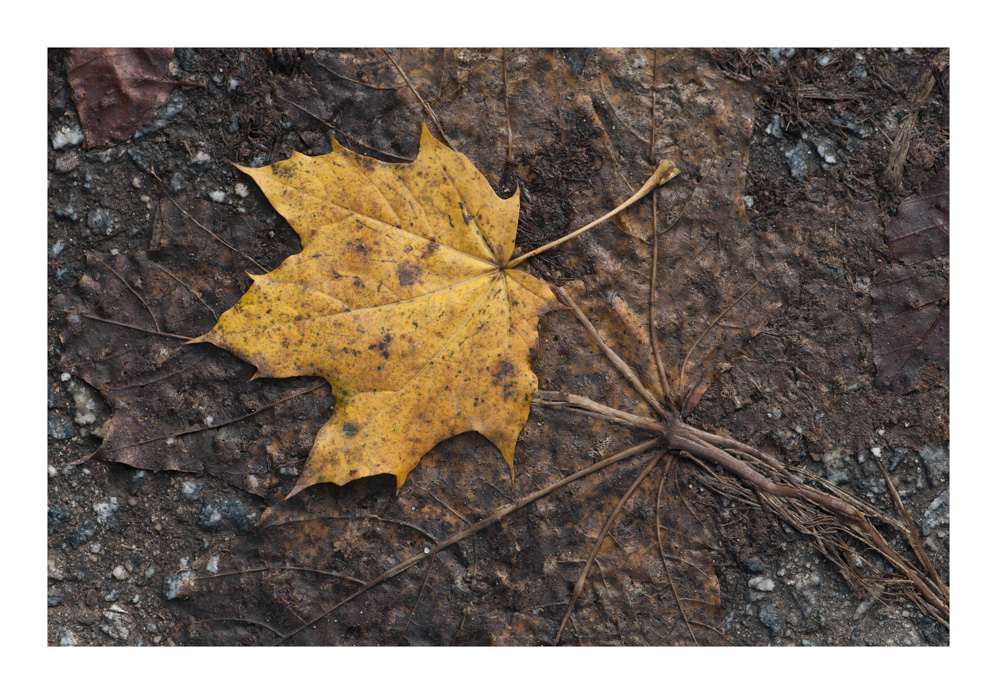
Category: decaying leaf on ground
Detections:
[
  {"x1": 65, "y1": 48, "x2": 176, "y2": 149},
  {"x1": 872, "y1": 168, "x2": 949, "y2": 394}
]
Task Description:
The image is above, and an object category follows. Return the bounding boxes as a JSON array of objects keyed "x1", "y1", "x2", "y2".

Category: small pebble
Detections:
[
  {"x1": 209, "y1": 190, "x2": 227, "y2": 204},
  {"x1": 112, "y1": 565, "x2": 129, "y2": 580},
  {"x1": 749, "y1": 577, "x2": 776, "y2": 592},
  {"x1": 52, "y1": 125, "x2": 84, "y2": 149},
  {"x1": 234, "y1": 182, "x2": 249, "y2": 198},
  {"x1": 55, "y1": 152, "x2": 81, "y2": 173}
]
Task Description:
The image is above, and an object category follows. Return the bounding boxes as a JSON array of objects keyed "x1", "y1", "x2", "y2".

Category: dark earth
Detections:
[{"x1": 47, "y1": 48, "x2": 948, "y2": 646}]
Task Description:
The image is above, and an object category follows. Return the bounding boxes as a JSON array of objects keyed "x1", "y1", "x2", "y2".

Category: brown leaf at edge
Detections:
[{"x1": 65, "y1": 48, "x2": 175, "y2": 149}]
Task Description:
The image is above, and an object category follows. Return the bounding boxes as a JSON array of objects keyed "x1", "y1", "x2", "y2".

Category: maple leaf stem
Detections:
[{"x1": 504, "y1": 160, "x2": 680, "y2": 270}]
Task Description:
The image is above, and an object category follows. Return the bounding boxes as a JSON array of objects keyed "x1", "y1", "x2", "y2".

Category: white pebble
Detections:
[
  {"x1": 112, "y1": 565, "x2": 129, "y2": 580},
  {"x1": 61, "y1": 372, "x2": 72, "y2": 382},
  {"x1": 209, "y1": 190, "x2": 227, "y2": 204},
  {"x1": 871, "y1": 447, "x2": 882, "y2": 458},
  {"x1": 234, "y1": 182, "x2": 249, "y2": 198},
  {"x1": 52, "y1": 125, "x2": 84, "y2": 149},
  {"x1": 749, "y1": 577, "x2": 775, "y2": 592}
]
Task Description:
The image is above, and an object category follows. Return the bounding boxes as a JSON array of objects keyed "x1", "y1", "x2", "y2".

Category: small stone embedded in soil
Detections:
[
  {"x1": 55, "y1": 151, "x2": 81, "y2": 173},
  {"x1": 163, "y1": 569, "x2": 193, "y2": 600},
  {"x1": 112, "y1": 565, "x2": 129, "y2": 580},
  {"x1": 69, "y1": 380, "x2": 99, "y2": 426},
  {"x1": 100, "y1": 609, "x2": 131, "y2": 640},
  {"x1": 765, "y1": 114, "x2": 784, "y2": 138},
  {"x1": 49, "y1": 505, "x2": 71, "y2": 535},
  {"x1": 785, "y1": 141, "x2": 812, "y2": 180},
  {"x1": 181, "y1": 481, "x2": 204, "y2": 501},
  {"x1": 69, "y1": 521, "x2": 98, "y2": 548},
  {"x1": 919, "y1": 444, "x2": 949, "y2": 486},
  {"x1": 48, "y1": 413, "x2": 77, "y2": 440},
  {"x1": 749, "y1": 577, "x2": 776, "y2": 592},
  {"x1": 209, "y1": 190, "x2": 227, "y2": 204},
  {"x1": 52, "y1": 124, "x2": 84, "y2": 149},
  {"x1": 54, "y1": 195, "x2": 79, "y2": 221},
  {"x1": 197, "y1": 497, "x2": 257, "y2": 533},
  {"x1": 921, "y1": 493, "x2": 949, "y2": 537},
  {"x1": 758, "y1": 600, "x2": 781, "y2": 635},
  {"x1": 742, "y1": 557, "x2": 765, "y2": 573},
  {"x1": 86, "y1": 207, "x2": 113, "y2": 235},
  {"x1": 93, "y1": 497, "x2": 119, "y2": 525}
]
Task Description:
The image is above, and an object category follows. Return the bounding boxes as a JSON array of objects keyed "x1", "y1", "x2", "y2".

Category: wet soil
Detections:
[{"x1": 47, "y1": 48, "x2": 948, "y2": 646}]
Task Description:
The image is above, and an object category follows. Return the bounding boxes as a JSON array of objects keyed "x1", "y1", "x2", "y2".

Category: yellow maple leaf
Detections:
[{"x1": 191, "y1": 126, "x2": 562, "y2": 494}]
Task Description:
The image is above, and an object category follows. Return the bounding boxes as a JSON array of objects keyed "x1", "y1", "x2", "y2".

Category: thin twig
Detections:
[
  {"x1": 195, "y1": 564, "x2": 365, "y2": 585},
  {"x1": 104, "y1": 382, "x2": 327, "y2": 453},
  {"x1": 51, "y1": 308, "x2": 194, "y2": 341},
  {"x1": 382, "y1": 48, "x2": 454, "y2": 149},
  {"x1": 397, "y1": 554, "x2": 436, "y2": 645},
  {"x1": 553, "y1": 449, "x2": 667, "y2": 644},
  {"x1": 655, "y1": 459, "x2": 699, "y2": 646},
  {"x1": 647, "y1": 48, "x2": 674, "y2": 406},
  {"x1": 92, "y1": 255, "x2": 161, "y2": 332},
  {"x1": 151, "y1": 172, "x2": 269, "y2": 274},
  {"x1": 873, "y1": 457, "x2": 948, "y2": 598},
  {"x1": 534, "y1": 391, "x2": 663, "y2": 433},
  {"x1": 551, "y1": 286, "x2": 670, "y2": 421},
  {"x1": 678, "y1": 260, "x2": 786, "y2": 397},
  {"x1": 503, "y1": 48, "x2": 513, "y2": 162}
]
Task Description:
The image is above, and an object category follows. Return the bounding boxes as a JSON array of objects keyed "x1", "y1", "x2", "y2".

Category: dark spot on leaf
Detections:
[
  {"x1": 421, "y1": 240, "x2": 439, "y2": 259},
  {"x1": 342, "y1": 422, "x2": 359, "y2": 437},
  {"x1": 458, "y1": 200, "x2": 473, "y2": 226},
  {"x1": 397, "y1": 261, "x2": 422, "y2": 286},
  {"x1": 368, "y1": 333, "x2": 392, "y2": 359}
]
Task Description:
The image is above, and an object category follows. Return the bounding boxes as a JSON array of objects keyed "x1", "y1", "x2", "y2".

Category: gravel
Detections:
[
  {"x1": 197, "y1": 496, "x2": 257, "y2": 533},
  {"x1": 48, "y1": 413, "x2": 77, "y2": 440}
]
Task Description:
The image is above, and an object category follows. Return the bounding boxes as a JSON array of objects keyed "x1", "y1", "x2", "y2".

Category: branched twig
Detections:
[
  {"x1": 655, "y1": 458, "x2": 700, "y2": 645},
  {"x1": 551, "y1": 286, "x2": 670, "y2": 421},
  {"x1": 268, "y1": 438, "x2": 661, "y2": 645},
  {"x1": 553, "y1": 449, "x2": 667, "y2": 644}
]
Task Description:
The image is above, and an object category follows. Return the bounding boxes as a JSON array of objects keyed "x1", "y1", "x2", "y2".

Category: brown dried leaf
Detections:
[
  {"x1": 872, "y1": 169, "x2": 950, "y2": 394},
  {"x1": 885, "y1": 167, "x2": 949, "y2": 263},
  {"x1": 871, "y1": 268, "x2": 949, "y2": 395},
  {"x1": 65, "y1": 48, "x2": 175, "y2": 149}
]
